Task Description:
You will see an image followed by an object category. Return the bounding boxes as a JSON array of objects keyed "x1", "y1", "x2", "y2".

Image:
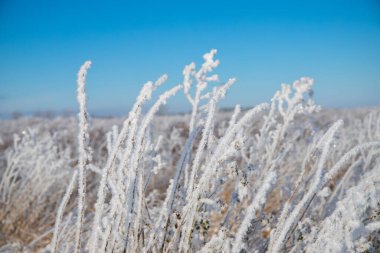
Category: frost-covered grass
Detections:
[{"x1": 0, "y1": 50, "x2": 379, "y2": 253}]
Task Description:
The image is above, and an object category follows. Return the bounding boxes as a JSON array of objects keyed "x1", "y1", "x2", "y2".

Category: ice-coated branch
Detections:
[
  {"x1": 228, "y1": 104, "x2": 241, "y2": 129},
  {"x1": 51, "y1": 171, "x2": 77, "y2": 253},
  {"x1": 179, "y1": 102, "x2": 269, "y2": 252},
  {"x1": 145, "y1": 126, "x2": 202, "y2": 253},
  {"x1": 89, "y1": 80, "x2": 159, "y2": 253},
  {"x1": 183, "y1": 62, "x2": 196, "y2": 106},
  {"x1": 185, "y1": 49, "x2": 220, "y2": 133},
  {"x1": 323, "y1": 141, "x2": 380, "y2": 185},
  {"x1": 75, "y1": 60, "x2": 91, "y2": 253},
  {"x1": 269, "y1": 120, "x2": 343, "y2": 253},
  {"x1": 124, "y1": 85, "x2": 183, "y2": 251},
  {"x1": 186, "y1": 88, "x2": 218, "y2": 199},
  {"x1": 232, "y1": 170, "x2": 277, "y2": 253}
]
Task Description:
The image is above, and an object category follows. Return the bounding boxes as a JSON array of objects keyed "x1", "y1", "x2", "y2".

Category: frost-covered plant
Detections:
[
  {"x1": 1, "y1": 49, "x2": 379, "y2": 253},
  {"x1": 75, "y1": 60, "x2": 92, "y2": 253},
  {"x1": 48, "y1": 51, "x2": 380, "y2": 253},
  {"x1": 305, "y1": 165, "x2": 380, "y2": 252},
  {"x1": 0, "y1": 128, "x2": 71, "y2": 248}
]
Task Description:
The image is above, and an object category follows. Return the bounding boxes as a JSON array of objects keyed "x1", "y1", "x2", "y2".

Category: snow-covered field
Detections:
[{"x1": 1, "y1": 51, "x2": 379, "y2": 252}]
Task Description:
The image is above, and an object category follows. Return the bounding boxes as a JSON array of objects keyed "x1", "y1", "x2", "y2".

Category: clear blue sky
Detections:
[{"x1": 1, "y1": 0, "x2": 379, "y2": 116}]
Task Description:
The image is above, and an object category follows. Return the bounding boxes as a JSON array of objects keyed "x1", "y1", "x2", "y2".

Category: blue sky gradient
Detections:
[{"x1": 1, "y1": 0, "x2": 380, "y2": 116}]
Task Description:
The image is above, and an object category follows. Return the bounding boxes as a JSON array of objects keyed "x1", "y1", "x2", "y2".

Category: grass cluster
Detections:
[{"x1": 0, "y1": 50, "x2": 379, "y2": 252}]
